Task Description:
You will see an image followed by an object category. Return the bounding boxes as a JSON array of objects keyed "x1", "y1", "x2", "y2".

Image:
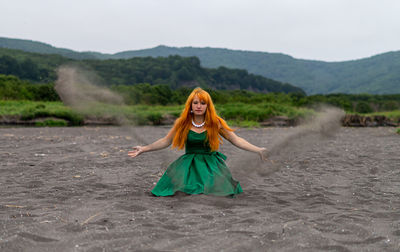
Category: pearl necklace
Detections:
[{"x1": 192, "y1": 119, "x2": 205, "y2": 128}]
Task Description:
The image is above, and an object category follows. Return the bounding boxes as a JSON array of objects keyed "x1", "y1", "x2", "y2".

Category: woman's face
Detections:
[{"x1": 191, "y1": 95, "x2": 207, "y2": 116}]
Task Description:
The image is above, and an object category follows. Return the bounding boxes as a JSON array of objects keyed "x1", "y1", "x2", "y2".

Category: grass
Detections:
[
  {"x1": 216, "y1": 102, "x2": 313, "y2": 122},
  {"x1": 0, "y1": 100, "x2": 84, "y2": 126},
  {"x1": 0, "y1": 100, "x2": 65, "y2": 116},
  {"x1": 227, "y1": 120, "x2": 260, "y2": 128},
  {"x1": 0, "y1": 100, "x2": 184, "y2": 126},
  {"x1": 21, "y1": 105, "x2": 84, "y2": 126},
  {"x1": 397, "y1": 128, "x2": 400, "y2": 134},
  {"x1": 0, "y1": 100, "x2": 329, "y2": 127}
]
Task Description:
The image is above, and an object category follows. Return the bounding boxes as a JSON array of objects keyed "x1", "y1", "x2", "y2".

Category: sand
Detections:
[{"x1": 0, "y1": 126, "x2": 399, "y2": 252}]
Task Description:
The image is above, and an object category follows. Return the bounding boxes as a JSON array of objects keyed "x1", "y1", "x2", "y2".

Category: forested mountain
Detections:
[
  {"x1": 0, "y1": 48, "x2": 304, "y2": 94},
  {"x1": 112, "y1": 46, "x2": 400, "y2": 95},
  {"x1": 0, "y1": 37, "x2": 99, "y2": 60},
  {"x1": 2, "y1": 37, "x2": 400, "y2": 94}
]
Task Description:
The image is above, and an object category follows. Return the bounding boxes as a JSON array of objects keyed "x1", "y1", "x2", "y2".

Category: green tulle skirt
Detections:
[{"x1": 151, "y1": 130, "x2": 243, "y2": 197}]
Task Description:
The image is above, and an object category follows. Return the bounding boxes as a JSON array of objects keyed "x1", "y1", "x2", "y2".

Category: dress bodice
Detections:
[{"x1": 185, "y1": 130, "x2": 211, "y2": 154}]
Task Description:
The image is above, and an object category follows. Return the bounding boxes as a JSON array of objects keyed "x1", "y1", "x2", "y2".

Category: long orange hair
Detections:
[{"x1": 171, "y1": 87, "x2": 233, "y2": 151}]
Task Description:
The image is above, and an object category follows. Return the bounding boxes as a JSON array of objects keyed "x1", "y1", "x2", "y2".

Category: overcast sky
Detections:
[{"x1": 1, "y1": 0, "x2": 400, "y2": 62}]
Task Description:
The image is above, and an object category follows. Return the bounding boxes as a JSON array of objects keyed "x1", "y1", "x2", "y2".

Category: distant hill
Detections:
[
  {"x1": 113, "y1": 46, "x2": 400, "y2": 95},
  {"x1": 0, "y1": 48, "x2": 304, "y2": 94},
  {"x1": 0, "y1": 37, "x2": 101, "y2": 60},
  {"x1": 1, "y1": 37, "x2": 400, "y2": 94}
]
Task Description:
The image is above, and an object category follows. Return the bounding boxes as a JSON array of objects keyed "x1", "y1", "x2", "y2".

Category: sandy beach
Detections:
[{"x1": 1, "y1": 126, "x2": 399, "y2": 251}]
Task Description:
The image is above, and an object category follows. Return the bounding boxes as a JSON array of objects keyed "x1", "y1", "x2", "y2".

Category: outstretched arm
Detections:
[
  {"x1": 221, "y1": 129, "x2": 267, "y2": 160},
  {"x1": 128, "y1": 128, "x2": 175, "y2": 158}
]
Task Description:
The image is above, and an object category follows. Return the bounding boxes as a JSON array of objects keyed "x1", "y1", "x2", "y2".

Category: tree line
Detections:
[
  {"x1": 0, "y1": 48, "x2": 304, "y2": 94},
  {"x1": 1, "y1": 74, "x2": 399, "y2": 113}
]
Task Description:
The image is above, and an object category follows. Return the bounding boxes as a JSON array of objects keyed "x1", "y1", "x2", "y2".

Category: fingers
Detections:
[
  {"x1": 259, "y1": 149, "x2": 275, "y2": 164},
  {"x1": 260, "y1": 155, "x2": 275, "y2": 164},
  {"x1": 259, "y1": 147, "x2": 268, "y2": 161},
  {"x1": 128, "y1": 151, "x2": 140, "y2": 158},
  {"x1": 261, "y1": 147, "x2": 268, "y2": 155},
  {"x1": 128, "y1": 146, "x2": 142, "y2": 158}
]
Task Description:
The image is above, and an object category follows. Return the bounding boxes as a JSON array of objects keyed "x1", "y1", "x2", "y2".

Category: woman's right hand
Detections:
[{"x1": 128, "y1": 146, "x2": 144, "y2": 158}]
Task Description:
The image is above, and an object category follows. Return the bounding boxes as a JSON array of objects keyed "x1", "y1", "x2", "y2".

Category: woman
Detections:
[{"x1": 128, "y1": 87, "x2": 267, "y2": 196}]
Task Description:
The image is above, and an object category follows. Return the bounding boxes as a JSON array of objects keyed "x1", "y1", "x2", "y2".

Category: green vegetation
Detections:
[
  {"x1": 0, "y1": 47, "x2": 304, "y2": 94},
  {"x1": 0, "y1": 101, "x2": 84, "y2": 126},
  {"x1": 0, "y1": 74, "x2": 59, "y2": 100},
  {"x1": 109, "y1": 45, "x2": 400, "y2": 95},
  {"x1": 0, "y1": 101, "x2": 64, "y2": 116},
  {"x1": 294, "y1": 93, "x2": 400, "y2": 113},
  {"x1": 227, "y1": 120, "x2": 260, "y2": 128},
  {"x1": 20, "y1": 105, "x2": 83, "y2": 126},
  {"x1": 3, "y1": 37, "x2": 400, "y2": 95},
  {"x1": 365, "y1": 110, "x2": 400, "y2": 120},
  {"x1": 0, "y1": 37, "x2": 98, "y2": 60},
  {"x1": 76, "y1": 103, "x2": 183, "y2": 126},
  {"x1": 1, "y1": 97, "x2": 399, "y2": 128},
  {"x1": 0, "y1": 100, "x2": 312, "y2": 127},
  {"x1": 2, "y1": 73, "x2": 399, "y2": 112},
  {"x1": 0, "y1": 48, "x2": 69, "y2": 82},
  {"x1": 35, "y1": 119, "x2": 68, "y2": 127},
  {"x1": 1, "y1": 44, "x2": 400, "y2": 128},
  {"x1": 216, "y1": 103, "x2": 312, "y2": 122},
  {"x1": 397, "y1": 128, "x2": 400, "y2": 134},
  {"x1": 0, "y1": 100, "x2": 183, "y2": 126},
  {"x1": 1, "y1": 73, "x2": 400, "y2": 127}
]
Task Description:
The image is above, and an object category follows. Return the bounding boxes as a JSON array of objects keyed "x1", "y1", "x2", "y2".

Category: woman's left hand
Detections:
[{"x1": 258, "y1": 147, "x2": 268, "y2": 161}]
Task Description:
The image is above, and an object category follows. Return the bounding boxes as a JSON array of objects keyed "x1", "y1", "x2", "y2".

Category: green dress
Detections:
[{"x1": 151, "y1": 130, "x2": 243, "y2": 196}]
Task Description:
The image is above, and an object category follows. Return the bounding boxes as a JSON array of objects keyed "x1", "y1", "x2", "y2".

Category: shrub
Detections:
[
  {"x1": 146, "y1": 112, "x2": 163, "y2": 125},
  {"x1": 382, "y1": 101, "x2": 399, "y2": 111},
  {"x1": 132, "y1": 113, "x2": 149, "y2": 126},
  {"x1": 53, "y1": 110, "x2": 84, "y2": 126},
  {"x1": 355, "y1": 101, "x2": 373, "y2": 114},
  {"x1": 20, "y1": 104, "x2": 84, "y2": 126},
  {"x1": 35, "y1": 119, "x2": 68, "y2": 127}
]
